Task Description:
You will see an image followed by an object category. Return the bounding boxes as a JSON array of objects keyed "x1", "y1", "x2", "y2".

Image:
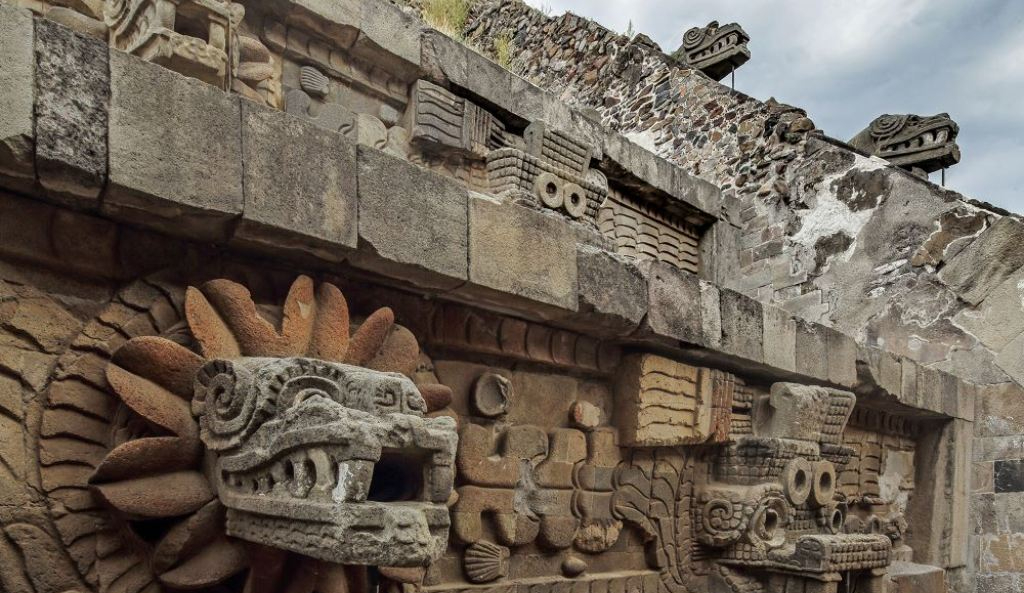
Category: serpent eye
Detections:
[{"x1": 282, "y1": 376, "x2": 342, "y2": 407}]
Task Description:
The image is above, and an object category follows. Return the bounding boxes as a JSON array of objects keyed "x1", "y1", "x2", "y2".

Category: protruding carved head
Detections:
[
  {"x1": 848, "y1": 113, "x2": 961, "y2": 174},
  {"x1": 194, "y1": 357, "x2": 455, "y2": 566},
  {"x1": 672, "y1": 21, "x2": 751, "y2": 81},
  {"x1": 89, "y1": 276, "x2": 457, "y2": 591}
]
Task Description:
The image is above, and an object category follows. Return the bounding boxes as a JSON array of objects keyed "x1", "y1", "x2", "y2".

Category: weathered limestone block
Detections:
[
  {"x1": 940, "y1": 216, "x2": 1024, "y2": 305},
  {"x1": 573, "y1": 246, "x2": 647, "y2": 335},
  {"x1": 825, "y1": 325, "x2": 858, "y2": 388},
  {"x1": 421, "y1": 28, "x2": 470, "y2": 88},
  {"x1": 0, "y1": 3, "x2": 35, "y2": 188},
  {"x1": 616, "y1": 353, "x2": 732, "y2": 447},
  {"x1": 720, "y1": 287, "x2": 764, "y2": 363},
  {"x1": 235, "y1": 102, "x2": 358, "y2": 258},
  {"x1": 105, "y1": 51, "x2": 243, "y2": 241},
  {"x1": 641, "y1": 262, "x2": 702, "y2": 344},
  {"x1": 355, "y1": 146, "x2": 469, "y2": 288},
  {"x1": 466, "y1": 196, "x2": 578, "y2": 312},
  {"x1": 763, "y1": 304, "x2": 797, "y2": 373},
  {"x1": 34, "y1": 18, "x2": 109, "y2": 205},
  {"x1": 795, "y1": 319, "x2": 829, "y2": 383}
]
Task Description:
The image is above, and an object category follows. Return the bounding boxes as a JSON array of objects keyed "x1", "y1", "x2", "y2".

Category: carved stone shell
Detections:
[
  {"x1": 299, "y1": 66, "x2": 330, "y2": 98},
  {"x1": 464, "y1": 541, "x2": 509, "y2": 583}
]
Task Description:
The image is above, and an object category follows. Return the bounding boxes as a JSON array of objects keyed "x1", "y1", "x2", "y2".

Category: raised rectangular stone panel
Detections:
[
  {"x1": 0, "y1": 3, "x2": 35, "y2": 187},
  {"x1": 34, "y1": 17, "x2": 109, "y2": 204},
  {"x1": 356, "y1": 146, "x2": 469, "y2": 287},
  {"x1": 616, "y1": 353, "x2": 733, "y2": 447},
  {"x1": 468, "y1": 196, "x2": 577, "y2": 311},
  {"x1": 105, "y1": 50, "x2": 243, "y2": 241},
  {"x1": 235, "y1": 101, "x2": 358, "y2": 256}
]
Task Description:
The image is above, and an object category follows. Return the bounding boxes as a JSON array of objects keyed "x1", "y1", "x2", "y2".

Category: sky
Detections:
[{"x1": 523, "y1": 0, "x2": 1024, "y2": 213}]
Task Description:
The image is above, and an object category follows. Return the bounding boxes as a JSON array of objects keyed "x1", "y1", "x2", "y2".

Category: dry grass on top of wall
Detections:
[{"x1": 421, "y1": 0, "x2": 478, "y2": 39}]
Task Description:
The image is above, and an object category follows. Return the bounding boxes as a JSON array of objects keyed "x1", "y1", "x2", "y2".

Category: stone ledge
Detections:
[
  {"x1": 234, "y1": 101, "x2": 358, "y2": 261},
  {"x1": 105, "y1": 50, "x2": 244, "y2": 241},
  {"x1": 352, "y1": 146, "x2": 469, "y2": 290}
]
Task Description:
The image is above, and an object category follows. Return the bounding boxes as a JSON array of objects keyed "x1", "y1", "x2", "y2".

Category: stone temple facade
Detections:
[{"x1": 0, "y1": 1, "x2": 1019, "y2": 593}]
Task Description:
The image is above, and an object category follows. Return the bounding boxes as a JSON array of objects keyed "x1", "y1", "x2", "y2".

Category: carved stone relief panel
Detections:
[
  {"x1": 106, "y1": 0, "x2": 281, "y2": 107},
  {"x1": 615, "y1": 353, "x2": 733, "y2": 447},
  {"x1": 597, "y1": 188, "x2": 702, "y2": 274},
  {"x1": 34, "y1": 274, "x2": 456, "y2": 593},
  {"x1": 487, "y1": 121, "x2": 609, "y2": 223}
]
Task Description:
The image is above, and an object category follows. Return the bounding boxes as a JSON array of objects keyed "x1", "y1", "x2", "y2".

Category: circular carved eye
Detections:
[
  {"x1": 870, "y1": 114, "x2": 908, "y2": 139},
  {"x1": 683, "y1": 27, "x2": 705, "y2": 50}
]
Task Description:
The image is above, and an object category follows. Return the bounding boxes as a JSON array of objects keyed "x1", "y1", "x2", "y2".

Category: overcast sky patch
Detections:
[{"x1": 524, "y1": 0, "x2": 1024, "y2": 213}]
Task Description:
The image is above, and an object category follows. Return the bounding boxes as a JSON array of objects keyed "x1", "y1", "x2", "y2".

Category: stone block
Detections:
[
  {"x1": 615, "y1": 354, "x2": 727, "y2": 447},
  {"x1": 952, "y1": 266, "x2": 1024, "y2": 352},
  {"x1": 976, "y1": 382, "x2": 1024, "y2": 437},
  {"x1": 824, "y1": 326, "x2": 857, "y2": 388},
  {"x1": 995, "y1": 330, "x2": 1024, "y2": 387},
  {"x1": 978, "y1": 534, "x2": 1024, "y2": 572},
  {"x1": 940, "y1": 216, "x2": 1024, "y2": 305},
  {"x1": 643, "y1": 262, "x2": 702, "y2": 345},
  {"x1": 574, "y1": 246, "x2": 647, "y2": 335},
  {"x1": 420, "y1": 28, "x2": 468, "y2": 88},
  {"x1": 464, "y1": 51, "x2": 512, "y2": 109},
  {"x1": 900, "y1": 356, "x2": 921, "y2": 410},
  {"x1": 105, "y1": 51, "x2": 243, "y2": 241},
  {"x1": 235, "y1": 102, "x2": 357, "y2": 258},
  {"x1": 916, "y1": 365, "x2": 945, "y2": 415},
  {"x1": 795, "y1": 319, "x2": 828, "y2": 382},
  {"x1": 351, "y1": 0, "x2": 422, "y2": 75},
  {"x1": 995, "y1": 459, "x2": 1024, "y2": 494},
  {"x1": 34, "y1": 18, "x2": 108, "y2": 205},
  {"x1": 951, "y1": 374, "x2": 976, "y2": 422},
  {"x1": 887, "y1": 562, "x2": 945, "y2": 593},
  {"x1": 510, "y1": 76, "x2": 546, "y2": 124},
  {"x1": 0, "y1": 3, "x2": 35, "y2": 187},
  {"x1": 858, "y1": 345, "x2": 903, "y2": 399},
  {"x1": 355, "y1": 146, "x2": 468, "y2": 288},
  {"x1": 974, "y1": 436, "x2": 1024, "y2": 462},
  {"x1": 467, "y1": 196, "x2": 577, "y2": 312},
  {"x1": 762, "y1": 304, "x2": 796, "y2": 372},
  {"x1": 720, "y1": 288, "x2": 763, "y2": 363},
  {"x1": 973, "y1": 462, "x2": 994, "y2": 494},
  {"x1": 699, "y1": 280, "x2": 722, "y2": 349}
]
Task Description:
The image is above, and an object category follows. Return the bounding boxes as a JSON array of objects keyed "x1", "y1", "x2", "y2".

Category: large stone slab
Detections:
[
  {"x1": 34, "y1": 18, "x2": 108, "y2": 205},
  {"x1": 762, "y1": 304, "x2": 796, "y2": 372},
  {"x1": 235, "y1": 102, "x2": 358, "y2": 259},
  {"x1": 573, "y1": 246, "x2": 647, "y2": 335},
  {"x1": 643, "y1": 262, "x2": 702, "y2": 345},
  {"x1": 467, "y1": 197, "x2": 577, "y2": 312},
  {"x1": 720, "y1": 288, "x2": 764, "y2": 363},
  {"x1": 940, "y1": 216, "x2": 1024, "y2": 305},
  {"x1": 355, "y1": 146, "x2": 468, "y2": 288},
  {"x1": 0, "y1": 3, "x2": 34, "y2": 188},
  {"x1": 105, "y1": 51, "x2": 243, "y2": 241}
]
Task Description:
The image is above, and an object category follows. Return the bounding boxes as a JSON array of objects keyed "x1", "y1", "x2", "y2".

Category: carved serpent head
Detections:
[
  {"x1": 848, "y1": 113, "x2": 961, "y2": 173},
  {"x1": 88, "y1": 276, "x2": 456, "y2": 591}
]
